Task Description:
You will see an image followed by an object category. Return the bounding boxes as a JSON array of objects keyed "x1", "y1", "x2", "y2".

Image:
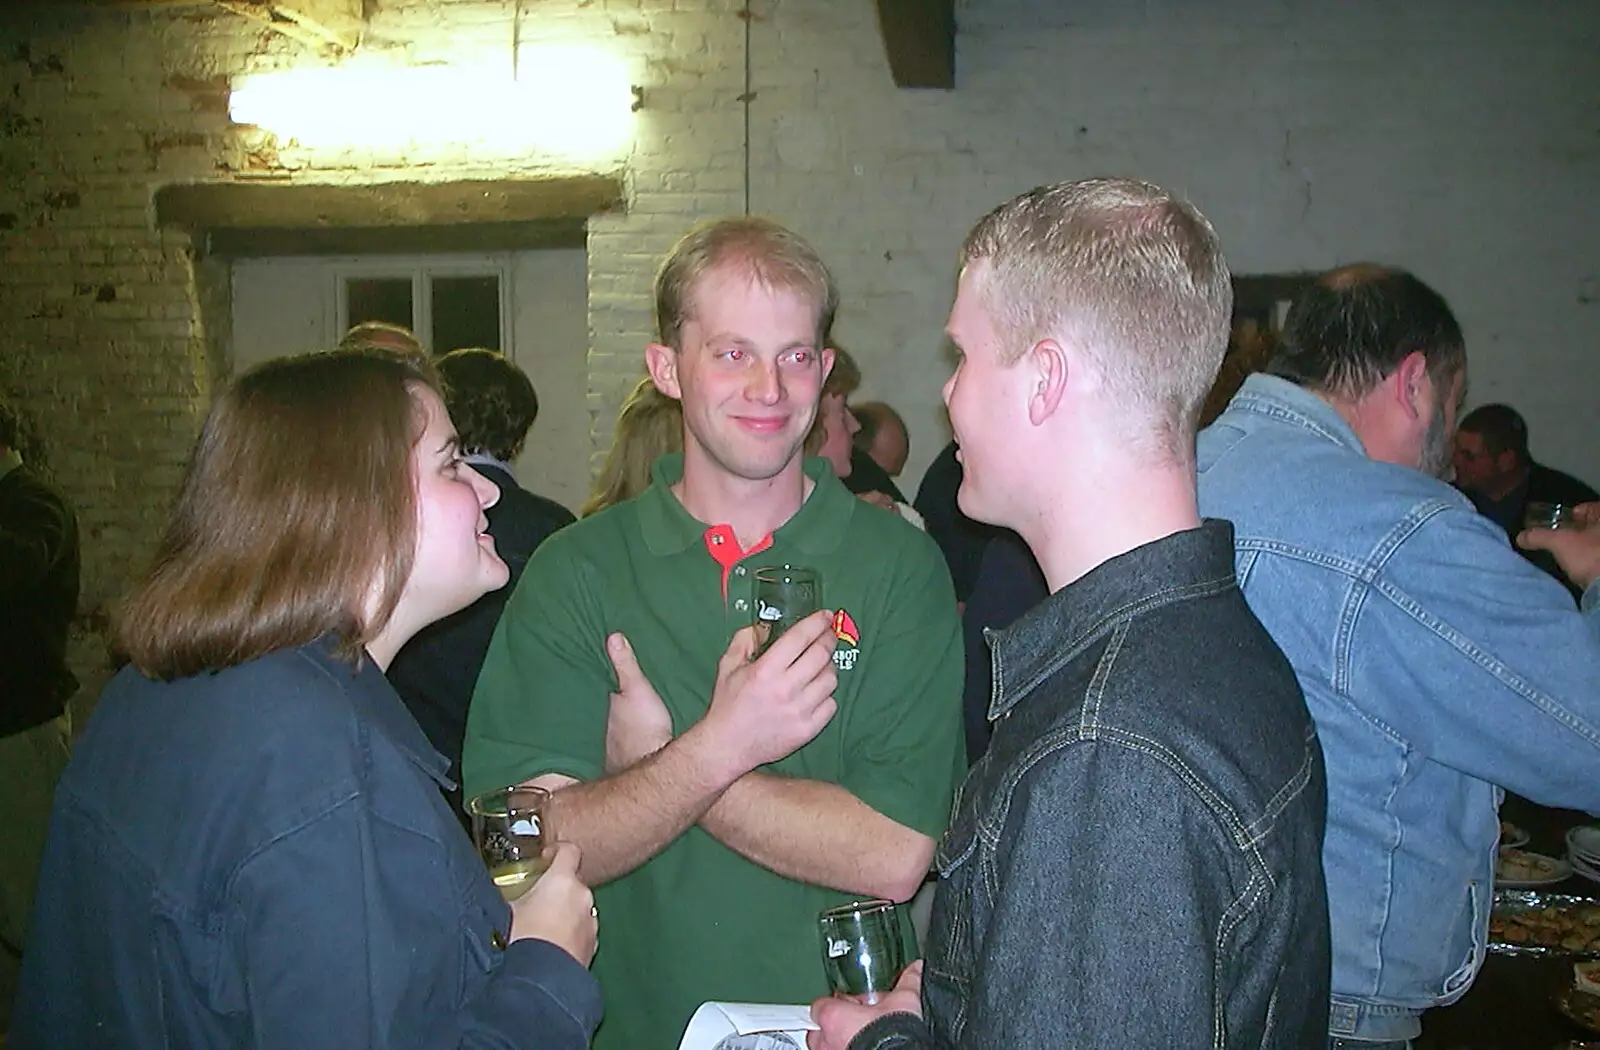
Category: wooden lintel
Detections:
[
  {"x1": 210, "y1": 0, "x2": 363, "y2": 54},
  {"x1": 204, "y1": 219, "x2": 589, "y2": 257},
  {"x1": 154, "y1": 175, "x2": 626, "y2": 232},
  {"x1": 873, "y1": 0, "x2": 955, "y2": 89}
]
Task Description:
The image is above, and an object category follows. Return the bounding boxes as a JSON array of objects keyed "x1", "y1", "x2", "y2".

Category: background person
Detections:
[
  {"x1": 581, "y1": 375, "x2": 684, "y2": 517},
  {"x1": 389, "y1": 348, "x2": 575, "y2": 825},
  {"x1": 1453, "y1": 402, "x2": 1597, "y2": 599},
  {"x1": 852, "y1": 399, "x2": 909, "y2": 479},
  {"x1": 0, "y1": 394, "x2": 78, "y2": 1035}
]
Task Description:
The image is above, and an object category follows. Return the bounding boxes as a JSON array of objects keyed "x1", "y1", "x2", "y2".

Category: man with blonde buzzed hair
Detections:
[{"x1": 813, "y1": 178, "x2": 1329, "y2": 1050}]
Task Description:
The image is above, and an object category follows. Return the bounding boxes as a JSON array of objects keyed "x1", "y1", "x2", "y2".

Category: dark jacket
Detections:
[
  {"x1": 959, "y1": 531, "x2": 1046, "y2": 764},
  {"x1": 11, "y1": 640, "x2": 601, "y2": 1050},
  {"x1": 852, "y1": 522, "x2": 1330, "y2": 1050},
  {"x1": 1464, "y1": 462, "x2": 1599, "y2": 600},
  {"x1": 912, "y1": 441, "x2": 998, "y2": 604},
  {"x1": 388, "y1": 461, "x2": 574, "y2": 821},
  {"x1": 0, "y1": 463, "x2": 79, "y2": 736},
  {"x1": 844, "y1": 448, "x2": 908, "y2": 505}
]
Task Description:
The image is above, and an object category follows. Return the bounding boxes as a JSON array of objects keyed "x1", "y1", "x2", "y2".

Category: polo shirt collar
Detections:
[{"x1": 637, "y1": 452, "x2": 854, "y2": 558}]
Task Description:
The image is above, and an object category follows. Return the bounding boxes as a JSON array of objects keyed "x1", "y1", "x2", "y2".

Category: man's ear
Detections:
[
  {"x1": 1393, "y1": 351, "x2": 1431, "y2": 421},
  {"x1": 821, "y1": 346, "x2": 836, "y2": 384},
  {"x1": 1026, "y1": 338, "x2": 1070, "y2": 427},
  {"x1": 645, "y1": 343, "x2": 682, "y2": 400}
]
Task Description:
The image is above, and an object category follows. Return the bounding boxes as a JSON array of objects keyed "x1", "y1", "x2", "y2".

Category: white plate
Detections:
[
  {"x1": 1571, "y1": 852, "x2": 1600, "y2": 885},
  {"x1": 1568, "y1": 827, "x2": 1600, "y2": 863},
  {"x1": 1496, "y1": 849, "x2": 1574, "y2": 888}
]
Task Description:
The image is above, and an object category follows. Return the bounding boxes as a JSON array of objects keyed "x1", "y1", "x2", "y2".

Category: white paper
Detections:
[{"x1": 677, "y1": 1001, "x2": 819, "y2": 1050}]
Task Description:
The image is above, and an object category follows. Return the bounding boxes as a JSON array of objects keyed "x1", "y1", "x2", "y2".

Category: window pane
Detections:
[
  {"x1": 346, "y1": 277, "x2": 414, "y2": 330},
  {"x1": 432, "y1": 275, "x2": 501, "y2": 353}
]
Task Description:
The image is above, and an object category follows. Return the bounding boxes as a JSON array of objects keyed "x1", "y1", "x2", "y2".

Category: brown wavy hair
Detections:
[{"x1": 117, "y1": 348, "x2": 440, "y2": 680}]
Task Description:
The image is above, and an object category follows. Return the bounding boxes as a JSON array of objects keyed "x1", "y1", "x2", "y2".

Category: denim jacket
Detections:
[
  {"x1": 11, "y1": 641, "x2": 602, "y2": 1050},
  {"x1": 851, "y1": 522, "x2": 1330, "y2": 1050},
  {"x1": 1197, "y1": 375, "x2": 1600, "y2": 1042}
]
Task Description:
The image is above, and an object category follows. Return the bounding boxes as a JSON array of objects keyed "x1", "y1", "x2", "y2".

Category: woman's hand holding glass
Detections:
[{"x1": 507, "y1": 841, "x2": 598, "y2": 966}]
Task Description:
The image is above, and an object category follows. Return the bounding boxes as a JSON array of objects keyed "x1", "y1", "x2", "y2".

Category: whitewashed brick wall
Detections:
[{"x1": 1, "y1": 0, "x2": 1596, "y2": 704}]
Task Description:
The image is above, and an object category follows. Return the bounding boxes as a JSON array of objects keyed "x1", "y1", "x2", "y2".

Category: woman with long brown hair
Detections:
[{"x1": 11, "y1": 349, "x2": 601, "y2": 1050}]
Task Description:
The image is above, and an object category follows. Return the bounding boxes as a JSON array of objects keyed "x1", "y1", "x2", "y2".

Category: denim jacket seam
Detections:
[
  {"x1": 1364, "y1": 570, "x2": 1600, "y2": 746},
  {"x1": 1238, "y1": 724, "x2": 1322, "y2": 849},
  {"x1": 977, "y1": 724, "x2": 1089, "y2": 849},
  {"x1": 1215, "y1": 867, "x2": 1271, "y2": 1045},
  {"x1": 992, "y1": 575, "x2": 1235, "y2": 718},
  {"x1": 1230, "y1": 390, "x2": 1359, "y2": 448},
  {"x1": 1089, "y1": 726, "x2": 1253, "y2": 847},
  {"x1": 1078, "y1": 620, "x2": 1128, "y2": 739}
]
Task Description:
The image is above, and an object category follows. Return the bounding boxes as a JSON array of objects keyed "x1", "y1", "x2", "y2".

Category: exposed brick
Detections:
[{"x1": 1, "y1": 0, "x2": 1596, "y2": 711}]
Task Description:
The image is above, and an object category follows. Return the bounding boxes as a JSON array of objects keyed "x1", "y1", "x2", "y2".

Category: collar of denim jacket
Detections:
[
  {"x1": 1226, "y1": 373, "x2": 1367, "y2": 455},
  {"x1": 985, "y1": 520, "x2": 1239, "y2": 723}
]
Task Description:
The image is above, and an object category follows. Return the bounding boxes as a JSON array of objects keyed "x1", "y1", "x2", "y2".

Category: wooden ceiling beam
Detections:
[
  {"x1": 154, "y1": 175, "x2": 625, "y2": 232},
  {"x1": 209, "y1": 0, "x2": 362, "y2": 55},
  {"x1": 873, "y1": 0, "x2": 955, "y2": 89}
]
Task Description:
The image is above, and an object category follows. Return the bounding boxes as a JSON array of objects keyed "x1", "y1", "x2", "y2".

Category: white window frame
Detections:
[{"x1": 330, "y1": 253, "x2": 515, "y2": 355}]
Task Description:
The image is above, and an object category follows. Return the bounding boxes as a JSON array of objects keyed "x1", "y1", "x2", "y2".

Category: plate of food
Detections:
[
  {"x1": 1490, "y1": 893, "x2": 1600, "y2": 956},
  {"x1": 1497, "y1": 848, "x2": 1574, "y2": 888},
  {"x1": 1556, "y1": 962, "x2": 1600, "y2": 1033},
  {"x1": 1501, "y1": 819, "x2": 1531, "y2": 849}
]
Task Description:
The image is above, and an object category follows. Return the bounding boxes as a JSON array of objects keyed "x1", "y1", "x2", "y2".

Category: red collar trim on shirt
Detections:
[{"x1": 703, "y1": 525, "x2": 773, "y2": 599}]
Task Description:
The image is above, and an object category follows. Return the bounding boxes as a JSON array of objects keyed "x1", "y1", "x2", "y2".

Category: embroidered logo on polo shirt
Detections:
[{"x1": 832, "y1": 609, "x2": 861, "y2": 672}]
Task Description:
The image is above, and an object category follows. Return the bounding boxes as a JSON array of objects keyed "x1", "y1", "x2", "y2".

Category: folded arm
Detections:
[
  {"x1": 526, "y1": 727, "x2": 741, "y2": 886},
  {"x1": 529, "y1": 616, "x2": 843, "y2": 887},
  {"x1": 702, "y1": 772, "x2": 934, "y2": 901}
]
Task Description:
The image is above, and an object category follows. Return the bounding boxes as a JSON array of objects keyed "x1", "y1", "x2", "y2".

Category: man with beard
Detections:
[{"x1": 1196, "y1": 264, "x2": 1600, "y2": 1048}]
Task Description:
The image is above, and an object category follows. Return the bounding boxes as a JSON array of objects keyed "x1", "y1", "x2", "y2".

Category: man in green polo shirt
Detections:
[{"x1": 464, "y1": 217, "x2": 963, "y2": 1050}]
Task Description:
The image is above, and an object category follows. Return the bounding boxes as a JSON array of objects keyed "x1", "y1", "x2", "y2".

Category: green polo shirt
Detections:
[{"x1": 464, "y1": 454, "x2": 963, "y2": 1050}]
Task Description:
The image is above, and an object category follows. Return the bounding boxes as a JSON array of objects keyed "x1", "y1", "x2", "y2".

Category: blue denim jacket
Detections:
[
  {"x1": 850, "y1": 522, "x2": 1330, "y2": 1050},
  {"x1": 11, "y1": 641, "x2": 602, "y2": 1050},
  {"x1": 1197, "y1": 375, "x2": 1600, "y2": 1042}
]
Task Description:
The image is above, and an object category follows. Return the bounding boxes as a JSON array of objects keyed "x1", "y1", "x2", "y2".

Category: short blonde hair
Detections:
[
  {"x1": 961, "y1": 178, "x2": 1232, "y2": 456},
  {"x1": 654, "y1": 216, "x2": 838, "y2": 351},
  {"x1": 582, "y1": 377, "x2": 684, "y2": 517}
]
